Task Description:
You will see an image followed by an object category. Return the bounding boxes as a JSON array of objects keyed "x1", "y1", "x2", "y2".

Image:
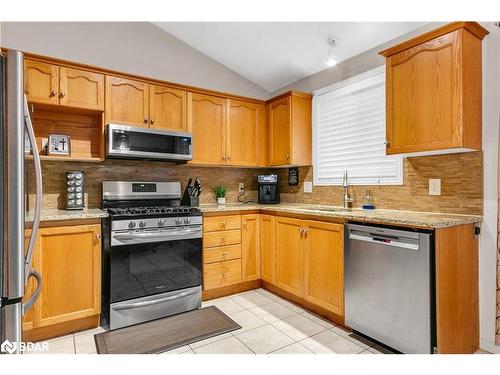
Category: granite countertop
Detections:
[
  {"x1": 26, "y1": 208, "x2": 108, "y2": 222},
  {"x1": 199, "y1": 203, "x2": 482, "y2": 229}
]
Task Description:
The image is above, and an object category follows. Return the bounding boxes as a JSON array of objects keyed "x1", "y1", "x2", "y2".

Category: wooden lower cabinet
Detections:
[
  {"x1": 23, "y1": 223, "x2": 101, "y2": 341},
  {"x1": 241, "y1": 214, "x2": 260, "y2": 281},
  {"x1": 303, "y1": 221, "x2": 344, "y2": 316},
  {"x1": 203, "y1": 214, "x2": 243, "y2": 291},
  {"x1": 259, "y1": 215, "x2": 275, "y2": 284},
  {"x1": 275, "y1": 217, "x2": 305, "y2": 297}
]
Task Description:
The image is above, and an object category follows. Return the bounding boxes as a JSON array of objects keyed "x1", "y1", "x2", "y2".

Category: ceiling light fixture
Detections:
[{"x1": 326, "y1": 38, "x2": 337, "y2": 67}]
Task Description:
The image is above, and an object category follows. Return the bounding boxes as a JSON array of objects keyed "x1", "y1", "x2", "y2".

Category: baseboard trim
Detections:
[
  {"x1": 202, "y1": 280, "x2": 262, "y2": 301},
  {"x1": 23, "y1": 315, "x2": 100, "y2": 342}
]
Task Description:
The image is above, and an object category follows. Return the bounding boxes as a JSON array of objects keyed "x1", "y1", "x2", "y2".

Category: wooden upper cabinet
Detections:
[
  {"x1": 275, "y1": 217, "x2": 304, "y2": 297},
  {"x1": 268, "y1": 91, "x2": 312, "y2": 166},
  {"x1": 149, "y1": 85, "x2": 187, "y2": 131},
  {"x1": 380, "y1": 22, "x2": 488, "y2": 155},
  {"x1": 303, "y1": 221, "x2": 344, "y2": 316},
  {"x1": 59, "y1": 67, "x2": 104, "y2": 111},
  {"x1": 241, "y1": 214, "x2": 260, "y2": 281},
  {"x1": 105, "y1": 76, "x2": 149, "y2": 127},
  {"x1": 269, "y1": 96, "x2": 291, "y2": 165},
  {"x1": 24, "y1": 60, "x2": 59, "y2": 105},
  {"x1": 259, "y1": 214, "x2": 276, "y2": 284},
  {"x1": 188, "y1": 93, "x2": 226, "y2": 165},
  {"x1": 226, "y1": 99, "x2": 262, "y2": 166}
]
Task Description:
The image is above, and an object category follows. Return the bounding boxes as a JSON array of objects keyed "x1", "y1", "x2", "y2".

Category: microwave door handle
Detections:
[{"x1": 23, "y1": 94, "x2": 43, "y2": 285}]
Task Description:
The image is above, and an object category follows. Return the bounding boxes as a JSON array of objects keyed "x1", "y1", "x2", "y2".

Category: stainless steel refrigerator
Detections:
[{"x1": 1, "y1": 50, "x2": 43, "y2": 354}]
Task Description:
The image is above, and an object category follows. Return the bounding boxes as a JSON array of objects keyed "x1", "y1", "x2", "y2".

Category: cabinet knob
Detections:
[
  {"x1": 222, "y1": 156, "x2": 226, "y2": 160},
  {"x1": 227, "y1": 155, "x2": 231, "y2": 160},
  {"x1": 150, "y1": 119, "x2": 155, "y2": 125},
  {"x1": 95, "y1": 233, "x2": 101, "y2": 240},
  {"x1": 384, "y1": 141, "x2": 390, "y2": 147},
  {"x1": 222, "y1": 272, "x2": 228, "y2": 277},
  {"x1": 144, "y1": 117, "x2": 148, "y2": 124},
  {"x1": 221, "y1": 221, "x2": 226, "y2": 226},
  {"x1": 285, "y1": 154, "x2": 290, "y2": 159},
  {"x1": 59, "y1": 91, "x2": 65, "y2": 98},
  {"x1": 49, "y1": 90, "x2": 57, "y2": 97}
]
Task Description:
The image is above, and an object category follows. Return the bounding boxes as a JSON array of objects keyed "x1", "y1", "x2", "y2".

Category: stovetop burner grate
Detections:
[{"x1": 106, "y1": 205, "x2": 200, "y2": 218}]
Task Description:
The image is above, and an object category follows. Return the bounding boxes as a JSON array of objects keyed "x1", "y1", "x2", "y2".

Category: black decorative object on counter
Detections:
[
  {"x1": 66, "y1": 171, "x2": 84, "y2": 210},
  {"x1": 181, "y1": 177, "x2": 200, "y2": 207},
  {"x1": 288, "y1": 167, "x2": 299, "y2": 186}
]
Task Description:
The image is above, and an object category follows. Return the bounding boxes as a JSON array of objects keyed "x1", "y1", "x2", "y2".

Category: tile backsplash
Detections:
[
  {"x1": 27, "y1": 151, "x2": 483, "y2": 216},
  {"x1": 276, "y1": 151, "x2": 483, "y2": 215}
]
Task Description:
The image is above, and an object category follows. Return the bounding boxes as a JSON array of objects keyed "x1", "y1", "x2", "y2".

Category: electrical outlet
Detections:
[
  {"x1": 429, "y1": 179, "x2": 441, "y2": 196},
  {"x1": 238, "y1": 183, "x2": 245, "y2": 193},
  {"x1": 304, "y1": 181, "x2": 313, "y2": 193}
]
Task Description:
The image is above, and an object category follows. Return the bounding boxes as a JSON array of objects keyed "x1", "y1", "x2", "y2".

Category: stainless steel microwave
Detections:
[{"x1": 105, "y1": 124, "x2": 193, "y2": 161}]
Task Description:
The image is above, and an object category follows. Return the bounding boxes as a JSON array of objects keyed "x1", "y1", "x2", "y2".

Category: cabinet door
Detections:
[
  {"x1": 24, "y1": 60, "x2": 59, "y2": 105},
  {"x1": 226, "y1": 99, "x2": 260, "y2": 166},
  {"x1": 275, "y1": 217, "x2": 304, "y2": 296},
  {"x1": 22, "y1": 230, "x2": 36, "y2": 333},
  {"x1": 149, "y1": 85, "x2": 187, "y2": 131},
  {"x1": 241, "y1": 214, "x2": 260, "y2": 281},
  {"x1": 269, "y1": 96, "x2": 291, "y2": 165},
  {"x1": 188, "y1": 93, "x2": 226, "y2": 165},
  {"x1": 33, "y1": 225, "x2": 101, "y2": 328},
  {"x1": 105, "y1": 76, "x2": 149, "y2": 127},
  {"x1": 304, "y1": 221, "x2": 344, "y2": 315},
  {"x1": 387, "y1": 31, "x2": 459, "y2": 154},
  {"x1": 259, "y1": 215, "x2": 276, "y2": 284},
  {"x1": 59, "y1": 67, "x2": 104, "y2": 111}
]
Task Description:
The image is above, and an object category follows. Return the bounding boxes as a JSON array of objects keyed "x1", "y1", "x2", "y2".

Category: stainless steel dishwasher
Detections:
[{"x1": 345, "y1": 223, "x2": 435, "y2": 354}]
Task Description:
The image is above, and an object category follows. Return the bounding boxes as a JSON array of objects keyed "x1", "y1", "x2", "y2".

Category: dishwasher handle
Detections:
[{"x1": 349, "y1": 232, "x2": 420, "y2": 251}]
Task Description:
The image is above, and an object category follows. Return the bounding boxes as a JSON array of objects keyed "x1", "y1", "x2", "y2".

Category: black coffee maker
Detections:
[{"x1": 258, "y1": 174, "x2": 279, "y2": 204}]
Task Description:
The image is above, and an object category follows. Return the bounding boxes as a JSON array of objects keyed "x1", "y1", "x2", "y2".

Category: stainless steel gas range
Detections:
[{"x1": 101, "y1": 181, "x2": 202, "y2": 330}]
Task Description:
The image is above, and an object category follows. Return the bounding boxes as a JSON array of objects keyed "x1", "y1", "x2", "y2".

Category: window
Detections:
[{"x1": 313, "y1": 66, "x2": 403, "y2": 186}]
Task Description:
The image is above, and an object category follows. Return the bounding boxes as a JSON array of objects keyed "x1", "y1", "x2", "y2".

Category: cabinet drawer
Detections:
[
  {"x1": 203, "y1": 230, "x2": 241, "y2": 248},
  {"x1": 204, "y1": 244, "x2": 241, "y2": 264},
  {"x1": 203, "y1": 259, "x2": 242, "y2": 290},
  {"x1": 204, "y1": 215, "x2": 241, "y2": 232}
]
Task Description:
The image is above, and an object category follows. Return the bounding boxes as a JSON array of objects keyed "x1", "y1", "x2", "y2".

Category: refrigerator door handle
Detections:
[
  {"x1": 23, "y1": 95, "x2": 42, "y2": 291},
  {"x1": 22, "y1": 270, "x2": 42, "y2": 314}
]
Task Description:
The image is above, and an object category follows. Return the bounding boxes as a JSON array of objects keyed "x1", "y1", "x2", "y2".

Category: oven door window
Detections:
[{"x1": 110, "y1": 238, "x2": 202, "y2": 303}]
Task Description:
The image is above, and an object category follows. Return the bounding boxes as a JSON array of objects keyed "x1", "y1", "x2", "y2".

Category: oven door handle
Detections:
[
  {"x1": 113, "y1": 228, "x2": 202, "y2": 241},
  {"x1": 112, "y1": 289, "x2": 200, "y2": 311}
]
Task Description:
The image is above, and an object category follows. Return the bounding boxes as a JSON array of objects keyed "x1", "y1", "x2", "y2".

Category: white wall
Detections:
[
  {"x1": 0, "y1": 22, "x2": 270, "y2": 100},
  {"x1": 479, "y1": 22, "x2": 500, "y2": 354}
]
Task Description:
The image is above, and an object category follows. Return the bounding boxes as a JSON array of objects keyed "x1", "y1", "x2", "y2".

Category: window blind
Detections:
[{"x1": 313, "y1": 66, "x2": 403, "y2": 186}]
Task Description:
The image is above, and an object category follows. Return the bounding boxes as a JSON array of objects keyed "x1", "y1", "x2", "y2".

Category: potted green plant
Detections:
[{"x1": 214, "y1": 186, "x2": 227, "y2": 205}]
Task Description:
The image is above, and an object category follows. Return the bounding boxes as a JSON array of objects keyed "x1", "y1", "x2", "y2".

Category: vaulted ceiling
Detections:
[{"x1": 154, "y1": 22, "x2": 426, "y2": 92}]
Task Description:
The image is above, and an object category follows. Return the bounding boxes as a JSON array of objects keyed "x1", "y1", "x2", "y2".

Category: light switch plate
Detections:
[
  {"x1": 304, "y1": 181, "x2": 313, "y2": 193},
  {"x1": 238, "y1": 183, "x2": 245, "y2": 193},
  {"x1": 429, "y1": 179, "x2": 441, "y2": 196}
]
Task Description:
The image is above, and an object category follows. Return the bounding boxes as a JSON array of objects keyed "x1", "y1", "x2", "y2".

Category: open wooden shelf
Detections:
[
  {"x1": 29, "y1": 104, "x2": 104, "y2": 162},
  {"x1": 25, "y1": 155, "x2": 103, "y2": 163}
]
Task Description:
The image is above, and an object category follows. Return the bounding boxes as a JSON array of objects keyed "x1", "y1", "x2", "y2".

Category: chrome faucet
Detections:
[{"x1": 343, "y1": 170, "x2": 353, "y2": 210}]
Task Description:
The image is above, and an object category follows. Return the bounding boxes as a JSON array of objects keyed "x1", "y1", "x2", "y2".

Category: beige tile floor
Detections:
[{"x1": 33, "y1": 288, "x2": 490, "y2": 355}]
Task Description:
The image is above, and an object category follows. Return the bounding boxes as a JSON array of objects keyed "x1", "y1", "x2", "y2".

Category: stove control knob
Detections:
[
  {"x1": 158, "y1": 219, "x2": 166, "y2": 227},
  {"x1": 139, "y1": 221, "x2": 146, "y2": 228},
  {"x1": 175, "y1": 218, "x2": 183, "y2": 225},
  {"x1": 128, "y1": 221, "x2": 136, "y2": 229},
  {"x1": 184, "y1": 218, "x2": 191, "y2": 224}
]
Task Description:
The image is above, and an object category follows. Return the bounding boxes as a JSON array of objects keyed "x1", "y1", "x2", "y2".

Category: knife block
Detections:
[{"x1": 180, "y1": 187, "x2": 199, "y2": 207}]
